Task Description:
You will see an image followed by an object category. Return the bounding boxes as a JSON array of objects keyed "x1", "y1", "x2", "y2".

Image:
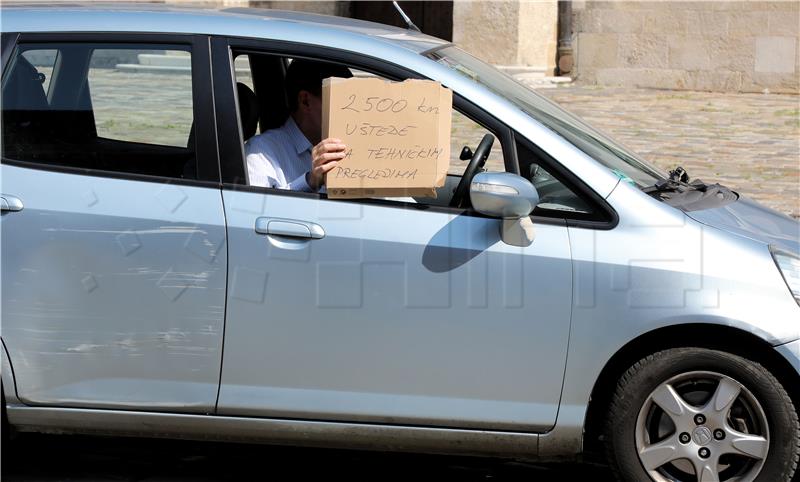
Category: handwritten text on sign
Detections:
[{"x1": 322, "y1": 77, "x2": 452, "y2": 198}]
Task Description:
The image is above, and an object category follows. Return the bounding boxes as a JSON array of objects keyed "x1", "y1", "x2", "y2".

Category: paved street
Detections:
[
  {"x1": 534, "y1": 84, "x2": 800, "y2": 218},
  {"x1": 2, "y1": 433, "x2": 614, "y2": 481}
]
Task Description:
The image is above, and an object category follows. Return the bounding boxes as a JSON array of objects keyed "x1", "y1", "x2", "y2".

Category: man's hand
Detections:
[{"x1": 308, "y1": 138, "x2": 347, "y2": 191}]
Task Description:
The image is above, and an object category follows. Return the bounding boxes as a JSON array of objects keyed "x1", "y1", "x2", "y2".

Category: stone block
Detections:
[
  {"x1": 727, "y1": 11, "x2": 769, "y2": 36},
  {"x1": 742, "y1": 71, "x2": 800, "y2": 93},
  {"x1": 577, "y1": 32, "x2": 619, "y2": 69},
  {"x1": 746, "y1": 1, "x2": 799, "y2": 11},
  {"x1": 643, "y1": 11, "x2": 688, "y2": 35},
  {"x1": 453, "y1": 1, "x2": 520, "y2": 65},
  {"x1": 682, "y1": 70, "x2": 743, "y2": 92},
  {"x1": 755, "y1": 36, "x2": 797, "y2": 73},
  {"x1": 686, "y1": 10, "x2": 729, "y2": 36},
  {"x1": 618, "y1": 34, "x2": 669, "y2": 68},
  {"x1": 594, "y1": 67, "x2": 681, "y2": 90},
  {"x1": 576, "y1": 8, "x2": 603, "y2": 33},
  {"x1": 593, "y1": 67, "x2": 745, "y2": 92},
  {"x1": 668, "y1": 36, "x2": 712, "y2": 70},
  {"x1": 708, "y1": 37, "x2": 755, "y2": 72},
  {"x1": 768, "y1": 10, "x2": 800, "y2": 36},
  {"x1": 596, "y1": 8, "x2": 646, "y2": 34},
  {"x1": 709, "y1": 1, "x2": 761, "y2": 12},
  {"x1": 797, "y1": 37, "x2": 800, "y2": 73},
  {"x1": 518, "y1": 0, "x2": 558, "y2": 70}
]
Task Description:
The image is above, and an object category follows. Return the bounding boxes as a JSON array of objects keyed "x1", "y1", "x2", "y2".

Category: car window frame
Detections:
[
  {"x1": 1, "y1": 32, "x2": 19, "y2": 73},
  {"x1": 514, "y1": 132, "x2": 618, "y2": 228},
  {"x1": 213, "y1": 36, "x2": 616, "y2": 228},
  {"x1": 213, "y1": 36, "x2": 525, "y2": 217},
  {"x1": 1, "y1": 32, "x2": 221, "y2": 187}
]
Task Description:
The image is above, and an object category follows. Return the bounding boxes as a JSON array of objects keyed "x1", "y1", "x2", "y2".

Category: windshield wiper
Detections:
[
  {"x1": 642, "y1": 166, "x2": 692, "y2": 194},
  {"x1": 642, "y1": 166, "x2": 739, "y2": 210}
]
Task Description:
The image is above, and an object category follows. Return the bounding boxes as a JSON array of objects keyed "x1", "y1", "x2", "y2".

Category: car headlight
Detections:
[{"x1": 771, "y1": 247, "x2": 800, "y2": 306}]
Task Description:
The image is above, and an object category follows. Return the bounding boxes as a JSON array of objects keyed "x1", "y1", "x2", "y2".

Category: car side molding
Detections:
[{"x1": 6, "y1": 405, "x2": 541, "y2": 460}]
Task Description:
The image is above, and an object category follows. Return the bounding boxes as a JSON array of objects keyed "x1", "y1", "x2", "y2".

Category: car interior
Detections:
[
  {"x1": 2, "y1": 45, "x2": 197, "y2": 180},
  {"x1": 231, "y1": 51, "x2": 485, "y2": 208},
  {"x1": 231, "y1": 52, "x2": 599, "y2": 216}
]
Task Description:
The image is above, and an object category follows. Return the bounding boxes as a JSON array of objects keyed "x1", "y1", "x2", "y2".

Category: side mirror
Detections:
[
  {"x1": 470, "y1": 172, "x2": 540, "y2": 247},
  {"x1": 469, "y1": 172, "x2": 539, "y2": 219}
]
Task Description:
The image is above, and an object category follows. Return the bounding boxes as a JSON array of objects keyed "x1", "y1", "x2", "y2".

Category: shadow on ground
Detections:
[{"x1": 2, "y1": 433, "x2": 616, "y2": 481}]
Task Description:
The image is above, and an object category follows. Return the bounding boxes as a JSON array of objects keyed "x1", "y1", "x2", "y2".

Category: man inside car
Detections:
[{"x1": 245, "y1": 59, "x2": 352, "y2": 192}]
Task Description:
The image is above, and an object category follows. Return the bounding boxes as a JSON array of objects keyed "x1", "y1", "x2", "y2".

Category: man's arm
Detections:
[
  {"x1": 245, "y1": 142, "x2": 285, "y2": 189},
  {"x1": 245, "y1": 137, "x2": 346, "y2": 192}
]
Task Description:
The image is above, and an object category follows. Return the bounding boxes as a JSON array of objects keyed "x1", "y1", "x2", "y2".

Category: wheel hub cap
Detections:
[{"x1": 693, "y1": 426, "x2": 713, "y2": 446}]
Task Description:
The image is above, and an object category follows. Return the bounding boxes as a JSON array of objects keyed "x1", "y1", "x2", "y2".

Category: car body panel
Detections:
[
  {"x1": 686, "y1": 195, "x2": 800, "y2": 255},
  {"x1": 5, "y1": 404, "x2": 541, "y2": 459},
  {"x1": 776, "y1": 339, "x2": 800, "y2": 373},
  {"x1": 0, "y1": 164, "x2": 227, "y2": 412},
  {"x1": 1, "y1": 338, "x2": 21, "y2": 404},
  {"x1": 539, "y1": 181, "x2": 800, "y2": 456}
]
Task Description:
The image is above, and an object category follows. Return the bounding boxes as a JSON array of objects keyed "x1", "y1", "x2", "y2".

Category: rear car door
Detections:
[{"x1": 1, "y1": 34, "x2": 226, "y2": 413}]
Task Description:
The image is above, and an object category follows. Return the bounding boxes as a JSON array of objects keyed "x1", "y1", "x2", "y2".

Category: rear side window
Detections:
[
  {"x1": 88, "y1": 49, "x2": 193, "y2": 147},
  {"x1": 2, "y1": 43, "x2": 197, "y2": 180},
  {"x1": 20, "y1": 49, "x2": 57, "y2": 94}
]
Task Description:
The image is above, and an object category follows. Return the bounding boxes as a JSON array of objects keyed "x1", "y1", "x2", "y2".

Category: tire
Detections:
[{"x1": 603, "y1": 348, "x2": 799, "y2": 482}]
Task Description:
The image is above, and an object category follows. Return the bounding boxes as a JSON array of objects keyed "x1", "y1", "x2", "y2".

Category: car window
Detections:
[
  {"x1": 230, "y1": 53, "x2": 507, "y2": 207},
  {"x1": 450, "y1": 109, "x2": 504, "y2": 175},
  {"x1": 88, "y1": 49, "x2": 193, "y2": 148},
  {"x1": 234, "y1": 55, "x2": 254, "y2": 91},
  {"x1": 2, "y1": 43, "x2": 197, "y2": 180},
  {"x1": 516, "y1": 139, "x2": 596, "y2": 217},
  {"x1": 20, "y1": 49, "x2": 57, "y2": 95}
]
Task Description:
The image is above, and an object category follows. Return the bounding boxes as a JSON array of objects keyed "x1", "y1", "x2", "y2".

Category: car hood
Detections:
[{"x1": 686, "y1": 196, "x2": 800, "y2": 255}]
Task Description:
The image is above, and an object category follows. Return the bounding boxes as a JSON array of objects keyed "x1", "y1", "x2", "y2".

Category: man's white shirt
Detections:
[{"x1": 245, "y1": 116, "x2": 317, "y2": 192}]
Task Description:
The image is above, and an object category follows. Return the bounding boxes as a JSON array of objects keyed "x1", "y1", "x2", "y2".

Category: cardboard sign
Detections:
[{"x1": 322, "y1": 77, "x2": 452, "y2": 198}]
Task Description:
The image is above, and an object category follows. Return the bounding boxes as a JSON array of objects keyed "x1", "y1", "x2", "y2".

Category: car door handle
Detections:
[
  {"x1": 0, "y1": 194, "x2": 23, "y2": 212},
  {"x1": 255, "y1": 217, "x2": 325, "y2": 239}
]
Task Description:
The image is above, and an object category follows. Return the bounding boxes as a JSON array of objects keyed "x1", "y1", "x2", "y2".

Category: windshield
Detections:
[{"x1": 429, "y1": 46, "x2": 665, "y2": 188}]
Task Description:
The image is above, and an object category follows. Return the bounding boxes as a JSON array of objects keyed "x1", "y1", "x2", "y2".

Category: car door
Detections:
[
  {"x1": 0, "y1": 34, "x2": 226, "y2": 413},
  {"x1": 212, "y1": 40, "x2": 573, "y2": 432}
]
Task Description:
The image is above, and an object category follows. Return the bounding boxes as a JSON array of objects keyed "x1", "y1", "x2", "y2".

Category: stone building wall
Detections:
[
  {"x1": 166, "y1": 0, "x2": 558, "y2": 75},
  {"x1": 573, "y1": 1, "x2": 800, "y2": 93},
  {"x1": 452, "y1": 0, "x2": 558, "y2": 73}
]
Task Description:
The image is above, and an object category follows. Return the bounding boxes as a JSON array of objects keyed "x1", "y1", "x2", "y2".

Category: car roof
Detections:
[{"x1": 1, "y1": 2, "x2": 451, "y2": 54}]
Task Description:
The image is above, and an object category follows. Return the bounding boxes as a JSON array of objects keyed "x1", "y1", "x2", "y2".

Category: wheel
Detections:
[{"x1": 604, "y1": 348, "x2": 799, "y2": 482}]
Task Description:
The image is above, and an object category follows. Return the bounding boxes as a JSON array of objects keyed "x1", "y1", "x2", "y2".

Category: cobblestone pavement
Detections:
[
  {"x1": 3, "y1": 433, "x2": 614, "y2": 481},
  {"x1": 533, "y1": 84, "x2": 800, "y2": 218}
]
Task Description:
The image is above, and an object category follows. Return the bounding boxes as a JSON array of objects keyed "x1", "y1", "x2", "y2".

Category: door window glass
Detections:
[
  {"x1": 450, "y1": 109, "x2": 504, "y2": 174},
  {"x1": 517, "y1": 140, "x2": 595, "y2": 216},
  {"x1": 2, "y1": 43, "x2": 196, "y2": 180},
  {"x1": 88, "y1": 49, "x2": 193, "y2": 147},
  {"x1": 20, "y1": 49, "x2": 57, "y2": 95},
  {"x1": 229, "y1": 53, "x2": 506, "y2": 207}
]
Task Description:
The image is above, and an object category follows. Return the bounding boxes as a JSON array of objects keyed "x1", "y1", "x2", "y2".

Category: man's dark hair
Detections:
[{"x1": 285, "y1": 59, "x2": 353, "y2": 112}]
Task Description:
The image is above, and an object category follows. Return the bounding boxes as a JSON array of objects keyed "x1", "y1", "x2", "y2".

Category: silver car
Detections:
[{"x1": 1, "y1": 4, "x2": 798, "y2": 482}]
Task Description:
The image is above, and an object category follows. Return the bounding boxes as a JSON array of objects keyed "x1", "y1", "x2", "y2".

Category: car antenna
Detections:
[{"x1": 392, "y1": 1, "x2": 421, "y2": 33}]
